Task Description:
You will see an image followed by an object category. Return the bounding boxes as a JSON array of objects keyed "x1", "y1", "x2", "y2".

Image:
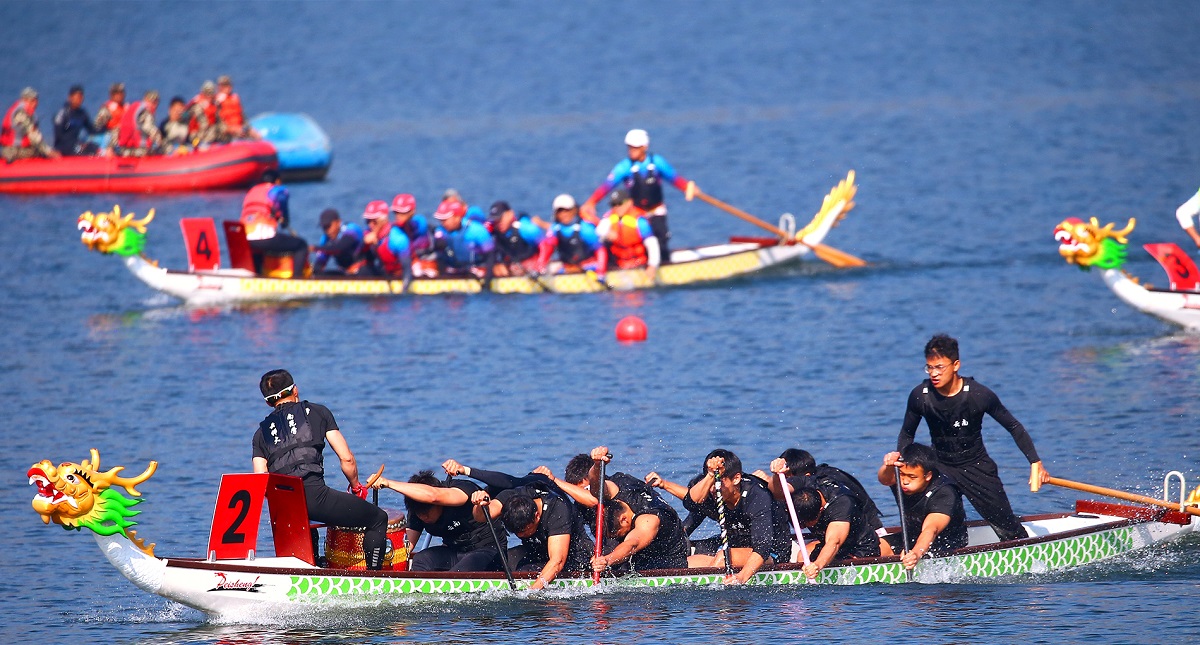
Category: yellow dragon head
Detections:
[
  {"x1": 78, "y1": 205, "x2": 155, "y2": 257},
  {"x1": 1054, "y1": 216, "x2": 1136, "y2": 269},
  {"x1": 29, "y1": 449, "x2": 158, "y2": 555}
]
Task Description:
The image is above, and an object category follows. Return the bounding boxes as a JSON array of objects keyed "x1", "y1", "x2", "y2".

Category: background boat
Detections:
[
  {"x1": 0, "y1": 141, "x2": 276, "y2": 194},
  {"x1": 250, "y1": 112, "x2": 333, "y2": 182}
]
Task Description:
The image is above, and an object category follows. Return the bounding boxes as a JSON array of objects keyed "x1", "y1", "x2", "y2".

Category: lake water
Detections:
[{"x1": 4, "y1": 1, "x2": 1200, "y2": 643}]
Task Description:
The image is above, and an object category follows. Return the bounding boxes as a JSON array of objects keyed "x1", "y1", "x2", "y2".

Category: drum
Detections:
[{"x1": 325, "y1": 507, "x2": 409, "y2": 570}]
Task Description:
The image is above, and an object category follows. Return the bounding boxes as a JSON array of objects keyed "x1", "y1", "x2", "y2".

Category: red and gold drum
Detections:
[{"x1": 325, "y1": 507, "x2": 409, "y2": 570}]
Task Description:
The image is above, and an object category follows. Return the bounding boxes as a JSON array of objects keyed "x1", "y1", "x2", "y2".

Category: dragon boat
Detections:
[
  {"x1": 0, "y1": 140, "x2": 277, "y2": 194},
  {"x1": 77, "y1": 172, "x2": 860, "y2": 306},
  {"x1": 1055, "y1": 216, "x2": 1200, "y2": 330},
  {"x1": 28, "y1": 450, "x2": 1200, "y2": 622}
]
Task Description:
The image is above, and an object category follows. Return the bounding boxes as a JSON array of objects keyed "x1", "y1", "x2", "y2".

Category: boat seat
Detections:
[{"x1": 222, "y1": 220, "x2": 257, "y2": 273}]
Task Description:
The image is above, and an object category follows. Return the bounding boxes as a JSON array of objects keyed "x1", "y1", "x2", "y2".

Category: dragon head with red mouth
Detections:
[
  {"x1": 1054, "y1": 216, "x2": 1136, "y2": 269},
  {"x1": 29, "y1": 449, "x2": 158, "y2": 555}
]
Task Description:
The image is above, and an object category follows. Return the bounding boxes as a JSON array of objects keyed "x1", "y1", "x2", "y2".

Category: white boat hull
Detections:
[{"x1": 1102, "y1": 268, "x2": 1200, "y2": 330}]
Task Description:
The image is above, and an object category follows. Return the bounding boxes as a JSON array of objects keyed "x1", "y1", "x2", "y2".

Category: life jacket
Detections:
[
  {"x1": 917, "y1": 378, "x2": 987, "y2": 465},
  {"x1": 101, "y1": 99, "x2": 125, "y2": 131},
  {"x1": 216, "y1": 92, "x2": 244, "y2": 130},
  {"x1": 899, "y1": 474, "x2": 969, "y2": 554},
  {"x1": 0, "y1": 100, "x2": 30, "y2": 148},
  {"x1": 240, "y1": 182, "x2": 279, "y2": 240},
  {"x1": 116, "y1": 101, "x2": 151, "y2": 149},
  {"x1": 400, "y1": 217, "x2": 431, "y2": 255},
  {"x1": 606, "y1": 213, "x2": 648, "y2": 268},
  {"x1": 187, "y1": 94, "x2": 216, "y2": 134},
  {"x1": 556, "y1": 223, "x2": 592, "y2": 265},
  {"x1": 609, "y1": 472, "x2": 689, "y2": 570},
  {"x1": 374, "y1": 223, "x2": 406, "y2": 275},
  {"x1": 257, "y1": 400, "x2": 324, "y2": 480},
  {"x1": 496, "y1": 219, "x2": 537, "y2": 263},
  {"x1": 626, "y1": 154, "x2": 665, "y2": 211}
]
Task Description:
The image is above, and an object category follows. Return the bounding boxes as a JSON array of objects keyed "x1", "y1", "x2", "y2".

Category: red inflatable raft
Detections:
[{"x1": 0, "y1": 140, "x2": 277, "y2": 194}]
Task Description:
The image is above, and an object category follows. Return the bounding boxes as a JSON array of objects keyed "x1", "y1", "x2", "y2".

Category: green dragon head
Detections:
[{"x1": 1054, "y1": 216, "x2": 1136, "y2": 270}]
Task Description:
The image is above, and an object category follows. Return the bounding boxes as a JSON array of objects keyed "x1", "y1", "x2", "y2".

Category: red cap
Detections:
[
  {"x1": 391, "y1": 193, "x2": 416, "y2": 214},
  {"x1": 434, "y1": 199, "x2": 467, "y2": 221},
  {"x1": 363, "y1": 200, "x2": 389, "y2": 220}
]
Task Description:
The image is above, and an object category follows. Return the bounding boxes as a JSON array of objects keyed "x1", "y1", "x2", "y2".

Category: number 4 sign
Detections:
[
  {"x1": 180, "y1": 218, "x2": 221, "y2": 272},
  {"x1": 206, "y1": 473, "x2": 315, "y2": 564}
]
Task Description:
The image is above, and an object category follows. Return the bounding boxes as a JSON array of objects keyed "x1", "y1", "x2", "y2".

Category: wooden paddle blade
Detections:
[{"x1": 812, "y1": 243, "x2": 868, "y2": 268}]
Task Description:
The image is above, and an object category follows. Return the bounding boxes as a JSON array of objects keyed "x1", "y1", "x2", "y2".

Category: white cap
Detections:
[
  {"x1": 624, "y1": 129, "x2": 649, "y2": 147},
  {"x1": 552, "y1": 194, "x2": 576, "y2": 211}
]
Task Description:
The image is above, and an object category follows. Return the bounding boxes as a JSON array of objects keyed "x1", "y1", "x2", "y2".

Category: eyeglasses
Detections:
[{"x1": 925, "y1": 363, "x2": 954, "y2": 375}]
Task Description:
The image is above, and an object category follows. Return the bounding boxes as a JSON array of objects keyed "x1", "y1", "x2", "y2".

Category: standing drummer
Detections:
[
  {"x1": 252, "y1": 369, "x2": 389, "y2": 570},
  {"x1": 897, "y1": 334, "x2": 1050, "y2": 542}
]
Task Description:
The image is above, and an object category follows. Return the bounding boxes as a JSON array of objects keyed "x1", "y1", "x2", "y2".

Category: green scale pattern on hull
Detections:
[{"x1": 284, "y1": 526, "x2": 1135, "y2": 599}]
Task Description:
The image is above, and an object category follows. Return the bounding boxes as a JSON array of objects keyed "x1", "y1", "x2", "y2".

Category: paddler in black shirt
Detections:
[
  {"x1": 683, "y1": 449, "x2": 790, "y2": 584},
  {"x1": 586, "y1": 447, "x2": 690, "y2": 574},
  {"x1": 371, "y1": 470, "x2": 504, "y2": 572},
  {"x1": 471, "y1": 484, "x2": 595, "y2": 590},
  {"x1": 877, "y1": 443, "x2": 968, "y2": 568},
  {"x1": 251, "y1": 369, "x2": 389, "y2": 569},
  {"x1": 898, "y1": 334, "x2": 1050, "y2": 542},
  {"x1": 767, "y1": 447, "x2": 893, "y2": 556},
  {"x1": 791, "y1": 478, "x2": 883, "y2": 579}
]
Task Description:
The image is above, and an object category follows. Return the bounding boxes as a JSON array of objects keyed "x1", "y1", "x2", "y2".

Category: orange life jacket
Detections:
[
  {"x1": 117, "y1": 100, "x2": 154, "y2": 150},
  {"x1": 216, "y1": 92, "x2": 244, "y2": 130},
  {"x1": 102, "y1": 99, "x2": 126, "y2": 131},
  {"x1": 240, "y1": 182, "x2": 279, "y2": 240},
  {"x1": 187, "y1": 94, "x2": 216, "y2": 134},
  {"x1": 0, "y1": 100, "x2": 31, "y2": 148},
  {"x1": 606, "y1": 213, "x2": 649, "y2": 268}
]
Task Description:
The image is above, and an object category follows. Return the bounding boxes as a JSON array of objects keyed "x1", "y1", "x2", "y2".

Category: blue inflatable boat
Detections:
[{"x1": 250, "y1": 112, "x2": 333, "y2": 182}]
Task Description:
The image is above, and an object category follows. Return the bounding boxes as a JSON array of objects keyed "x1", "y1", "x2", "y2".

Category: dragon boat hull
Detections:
[
  {"x1": 91, "y1": 500, "x2": 1199, "y2": 621},
  {"x1": 121, "y1": 239, "x2": 817, "y2": 305},
  {"x1": 1099, "y1": 268, "x2": 1200, "y2": 330},
  {"x1": 0, "y1": 141, "x2": 277, "y2": 194}
]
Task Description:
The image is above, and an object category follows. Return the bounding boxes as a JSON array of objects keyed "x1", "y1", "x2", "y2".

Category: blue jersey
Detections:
[
  {"x1": 495, "y1": 215, "x2": 546, "y2": 264},
  {"x1": 591, "y1": 152, "x2": 687, "y2": 212},
  {"x1": 435, "y1": 220, "x2": 496, "y2": 270},
  {"x1": 268, "y1": 185, "x2": 290, "y2": 228},
  {"x1": 549, "y1": 220, "x2": 602, "y2": 265},
  {"x1": 314, "y1": 222, "x2": 366, "y2": 270}
]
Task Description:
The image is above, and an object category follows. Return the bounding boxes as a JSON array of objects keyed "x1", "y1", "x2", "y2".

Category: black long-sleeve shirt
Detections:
[{"x1": 898, "y1": 376, "x2": 1040, "y2": 467}]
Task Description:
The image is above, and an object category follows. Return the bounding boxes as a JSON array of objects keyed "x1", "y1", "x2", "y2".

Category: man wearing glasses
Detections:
[{"x1": 896, "y1": 334, "x2": 1050, "y2": 543}]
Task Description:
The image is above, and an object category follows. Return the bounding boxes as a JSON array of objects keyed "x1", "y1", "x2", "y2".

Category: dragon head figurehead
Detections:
[
  {"x1": 29, "y1": 449, "x2": 158, "y2": 555},
  {"x1": 78, "y1": 205, "x2": 155, "y2": 257},
  {"x1": 1054, "y1": 216, "x2": 1136, "y2": 270}
]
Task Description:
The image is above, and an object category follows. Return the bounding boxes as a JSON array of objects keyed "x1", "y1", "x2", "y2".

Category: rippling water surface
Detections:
[{"x1": 4, "y1": 1, "x2": 1200, "y2": 643}]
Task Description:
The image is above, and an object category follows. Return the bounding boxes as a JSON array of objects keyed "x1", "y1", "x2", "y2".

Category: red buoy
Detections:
[{"x1": 615, "y1": 316, "x2": 648, "y2": 342}]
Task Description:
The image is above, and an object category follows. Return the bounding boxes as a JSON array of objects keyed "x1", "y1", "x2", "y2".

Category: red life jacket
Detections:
[
  {"x1": 240, "y1": 182, "x2": 279, "y2": 240},
  {"x1": 373, "y1": 223, "x2": 405, "y2": 275},
  {"x1": 216, "y1": 92, "x2": 244, "y2": 130},
  {"x1": 187, "y1": 94, "x2": 216, "y2": 134},
  {"x1": 0, "y1": 100, "x2": 31, "y2": 148},
  {"x1": 117, "y1": 101, "x2": 152, "y2": 149},
  {"x1": 102, "y1": 99, "x2": 126, "y2": 131},
  {"x1": 606, "y1": 213, "x2": 649, "y2": 268}
]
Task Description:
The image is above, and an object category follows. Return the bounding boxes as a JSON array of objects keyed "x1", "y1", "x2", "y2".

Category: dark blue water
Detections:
[{"x1": 4, "y1": 1, "x2": 1200, "y2": 642}]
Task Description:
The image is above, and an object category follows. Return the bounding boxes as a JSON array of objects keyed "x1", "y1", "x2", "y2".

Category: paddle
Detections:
[
  {"x1": 693, "y1": 189, "x2": 867, "y2": 268},
  {"x1": 777, "y1": 472, "x2": 812, "y2": 573},
  {"x1": 480, "y1": 496, "x2": 516, "y2": 591},
  {"x1": 712, "y1": 468, "x2": 735, "y2": 577},
  {"x1": 1033, "y1": 476, "x2": 1200, "y2": 517},
  {"x1": 894, "y1": 464, "x2": 914, "y2": 582},
  {"x1": 593, "y1": 456, "x2": 608, "y2": 584},
  {"x1": 364, "y1": 464, "x2": 385, "y2": 504}
]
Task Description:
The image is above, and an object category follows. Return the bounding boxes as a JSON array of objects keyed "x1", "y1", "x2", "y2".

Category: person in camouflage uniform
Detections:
[{"x1": 1, "y1": 87, "x2": 59, "y2": 162}]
